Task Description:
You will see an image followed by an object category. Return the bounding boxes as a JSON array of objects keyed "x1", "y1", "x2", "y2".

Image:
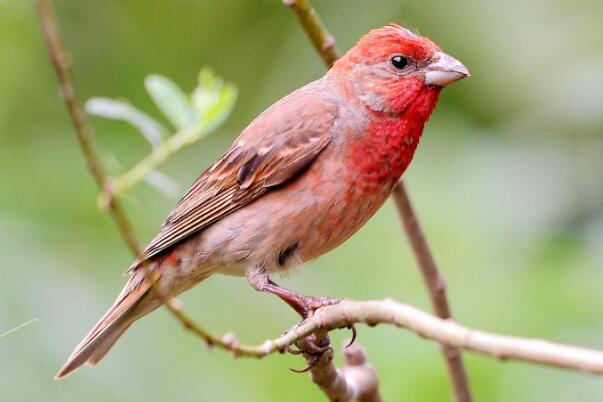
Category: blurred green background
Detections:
[{"x1": 1, "y1": 0, "x2": 602, "y2": 401}]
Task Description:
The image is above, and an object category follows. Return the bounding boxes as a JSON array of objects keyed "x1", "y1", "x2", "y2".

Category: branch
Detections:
[
  {"x1": 278, "y1": 300, "x2": 603, "y2": 375},
  {"x1": 282, "y1": 0, "x2": 339, "y2": 67},
  {"x1": 295, "y1": 333, "x2": 382, "y2": 402},
  {"x1": 282, "y1": 1, "x2": 472, "y2": 400},
  {"x1": 35, "y1": 0, "x2": 226, "y2": 350},
  {"x1": 115, "y1": 298, "x2": 603, "y2": 376},
  {"x1": 36, "y1": 0, "x2": 140, "y2": 256},
  {"x1": 392, "y1": 183, "x2": 472, "y2": 402}
]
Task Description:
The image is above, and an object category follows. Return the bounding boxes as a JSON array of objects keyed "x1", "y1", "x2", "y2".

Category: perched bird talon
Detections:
[
  {"x1": 345, "y1": 325, "x2": 357, "y2": 348},
  {"x1": 289, "y1": 355, "x2": 320, "y2": 373},
  {"x1": 304, "y1": 343, "x2": 331, "y2": 356}
]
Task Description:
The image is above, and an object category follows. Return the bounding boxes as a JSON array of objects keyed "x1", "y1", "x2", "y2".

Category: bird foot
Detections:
[
  {"x1": 296, "y1": 295, "x2": 342, "y2": 319},
  {"x1": 262, "y1": 279, "x2": 341, "y2": 319},
  {"x1": 345, "y1": 324, "x2": 357, "y2": 347},
  {"x1": 287, "y1": 338, "x2": 331, "y2": 356}
]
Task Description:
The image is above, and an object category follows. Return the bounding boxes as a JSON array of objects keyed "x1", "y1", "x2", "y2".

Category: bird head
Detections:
[{"x1": 331, "y1": 24, "x2": 469, "y2": 115}]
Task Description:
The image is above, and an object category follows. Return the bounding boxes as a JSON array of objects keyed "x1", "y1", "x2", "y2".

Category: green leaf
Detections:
[
  {"x1": 85, "y1": 97, "x2": 167, "y2": 147},
  {"x1": 179, "y1": 81, "x2": 237, "y2": 146},
  {"x1": 106, "y1": 68, "x2": 237, "y2": 199},
  {"x1": 145, "y1": 74, "x2": 197, "y2": 130},
  {"x1": 202, "y1": 82, "x2": 237, "y2": 132}
]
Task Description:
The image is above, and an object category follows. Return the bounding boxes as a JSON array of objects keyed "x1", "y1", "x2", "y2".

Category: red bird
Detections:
[{"x1": 57, "y1": 24, "x2": 469, "y2": 378}]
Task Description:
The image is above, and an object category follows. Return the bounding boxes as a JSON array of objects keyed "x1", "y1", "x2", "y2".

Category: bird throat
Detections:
[{"x1": 348, "y1": 87, "x2": 440, "y2": 194}]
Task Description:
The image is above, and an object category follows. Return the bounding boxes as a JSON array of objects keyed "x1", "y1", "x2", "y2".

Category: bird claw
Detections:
[
  {"x1": 345, "y1": 324, "x2": 357, "y2": 348},
  {"x1": 304, "y1": 342, "x2": 332, "y2": 356},
  {"x1": 290, "y1": 355, "x2": 320, "y2": 373},
  {"x1": 286, "y1": 337, "x2": 331, "y2": 356}
]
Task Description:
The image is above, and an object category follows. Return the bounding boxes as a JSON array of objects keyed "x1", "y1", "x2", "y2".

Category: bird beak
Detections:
[{"x1": 425, "y1": 51, "x2": 470, "y2": 87}]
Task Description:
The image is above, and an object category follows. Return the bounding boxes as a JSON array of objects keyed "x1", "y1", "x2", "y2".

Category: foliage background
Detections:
[{"x1": 1, "y1": 0, "x2": 602, "y2": 401}]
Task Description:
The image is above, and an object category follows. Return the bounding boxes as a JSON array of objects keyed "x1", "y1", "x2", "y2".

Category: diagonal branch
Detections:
[
  {"x1": 392, "y1": 183, "x2": 472, "y2": 402},
  {"x1": 36, "y1": 0, "x2": 140, "y2": 257},
  {"x1": 35, "y1": 0, "x2": 224, "y2": 352},
  {"x1": 282, "y1": 1, "x2": 472, "y2": 401},
  {"x1": 282, "y1": 0, "x2": 339, "y2": 66}
]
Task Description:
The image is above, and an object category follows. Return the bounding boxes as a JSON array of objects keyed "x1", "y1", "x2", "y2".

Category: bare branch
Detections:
[
  {"x1": 282, "y1": 0, "x2": 339, "y2": 67},
  {"x1": 302, "y1": 335, "x2": 382, "y2": 402},
  {"x1": 35, "y1": 0, "x2": 227, "y2": 350},
  {"x1": 125, "y1": 298, "x2": 603, "y2": 376},
  {"x1": 35, "y1": 0, "x2": 140, "y2": 256},
  {"x1": 268, "y1": 299, "x2": 603, "y2": 375},
  {"x1": 392, "y1": 183, "x2": 472, "y2": 402}
]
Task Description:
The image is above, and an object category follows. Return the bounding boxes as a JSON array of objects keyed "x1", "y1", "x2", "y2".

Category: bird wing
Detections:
[{"x1": 131, "y1": 93, "x2": 337, "y2": 267}]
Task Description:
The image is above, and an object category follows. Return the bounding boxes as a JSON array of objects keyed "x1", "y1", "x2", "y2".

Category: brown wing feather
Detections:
[{"x1": 131, "y1": 92, "x2": 337, "y2": 268}]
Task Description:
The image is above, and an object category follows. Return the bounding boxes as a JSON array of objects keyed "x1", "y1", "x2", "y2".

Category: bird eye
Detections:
[{"x1": 391, "y1": 55, "x2": 408, "y2": 69}]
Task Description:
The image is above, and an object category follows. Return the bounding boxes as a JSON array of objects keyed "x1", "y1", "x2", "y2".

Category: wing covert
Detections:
[{"x1": 132, "y1": 94, "x2": 337, "y2": 267}]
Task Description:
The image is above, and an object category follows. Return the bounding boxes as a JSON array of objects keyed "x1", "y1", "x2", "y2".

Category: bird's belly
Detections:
[
  {"x1": 197, "y1": 165, "x2": 396, "y2": 275},
  {"x1": 296, "y1": 180, "x2": 394, "y2": 262}
]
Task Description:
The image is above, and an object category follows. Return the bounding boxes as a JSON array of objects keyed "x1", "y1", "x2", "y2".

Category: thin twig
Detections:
[
  {"x1": 103, "y1": 128, "x2": 198, "y2": 200},
  {"x1": 282, "y1": 1, "x2": 472, "y2": 401},
  {"x1": 35, "y1": 0, "x2": 225, "y2": 349},
  {"x1": 282, "y1": 0, "x2": 339, "y2": 67},
  {"x1": 392, "y1": 183, "x2": 472, "y2": 402},
  {"x1": 36, "y1": 0, "x2": 140, "y2": 256}
]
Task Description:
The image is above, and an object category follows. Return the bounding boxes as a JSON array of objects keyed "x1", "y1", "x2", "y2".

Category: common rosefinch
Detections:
[{"x1": 57, "y1": 24, "x2": 469, "y2": 379}]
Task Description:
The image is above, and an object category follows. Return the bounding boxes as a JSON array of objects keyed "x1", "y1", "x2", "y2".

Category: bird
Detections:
[{"x1": 56, "y1": 24, "x2": 469, "y2": 379}]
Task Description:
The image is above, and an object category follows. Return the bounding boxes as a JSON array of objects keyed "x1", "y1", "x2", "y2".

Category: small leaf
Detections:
[
  {"x1": 144, "y1": 170, "x2": 181, "y2": 198},
  {"x1": 202, "y1": 82, "x2": 238, "y2": 132},
  {"x1": 99, "y1": 68, "x2": 237, "y2": 199},
  {"x1": 178, "y1": 85, "x2": 237, "y2": 147},
  {"x1": 191, "y1": 86, "x2": 216, "y2": 114},
  {"x1": 145, "y1": 75, "x2": 197, "y2": 130},
  {"x1": 86, "y1": 97, "x2": 167, "y2": 148}
]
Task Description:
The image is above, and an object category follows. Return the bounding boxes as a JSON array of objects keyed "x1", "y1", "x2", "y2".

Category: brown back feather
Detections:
[{"x1": 130, "y1": 90, "x2": 337, "y2": 269}]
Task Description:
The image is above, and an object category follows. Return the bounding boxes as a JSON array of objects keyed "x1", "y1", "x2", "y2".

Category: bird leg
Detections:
[
  {"x1": 246, "y1": 272, "x2": 356, "y2": 370},
  {"x1": 252, "y1": 278, "x2": 340, "y2": 371},
  {"x1": 262, "y1": 279, "x2": 341, "y2": 319}
]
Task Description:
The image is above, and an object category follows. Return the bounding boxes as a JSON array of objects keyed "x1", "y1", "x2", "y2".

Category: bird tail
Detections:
[{"x1": 55, "y1": 272, "x2": 160, "y2": 380}]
